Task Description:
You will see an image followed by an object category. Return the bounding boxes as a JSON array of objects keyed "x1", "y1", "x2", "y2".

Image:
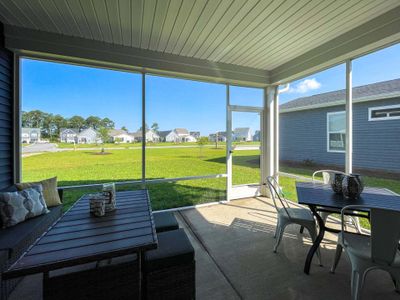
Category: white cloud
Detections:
[{"x1": 289, "y1": 78, "x2": 321, "y2": 93}]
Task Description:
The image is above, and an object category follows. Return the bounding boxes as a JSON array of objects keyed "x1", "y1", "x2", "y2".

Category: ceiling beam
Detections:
[
  {"x1": 4, "y1": 25, "x2": 270, "y2": 87},
  {"x1": 270, "y1": 5, "x2": 400, "y2": 84}
]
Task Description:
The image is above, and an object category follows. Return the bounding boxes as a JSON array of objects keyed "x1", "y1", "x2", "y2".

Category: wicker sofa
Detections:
[{"x1": 0, "y1": 186, "x2": 64, "y2": 299}]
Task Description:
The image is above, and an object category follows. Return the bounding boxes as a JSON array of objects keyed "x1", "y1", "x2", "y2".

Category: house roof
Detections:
[
  {"x1": 158, "y1": 130, "x2": 173, "y2": 138},
  {"x1": 280, "y1": 78, "x2": 400, "y2": 112},
  {"x1": 234, "y1": 128, "x2": 251, "y2": 136},
  {"x1": 175, "y1": 128, "x2": 189, "y2": 135},
  {"x1": 60, "y1": 128, "x2": 79, "y2": 134},
  {"x1": 108, "y1": 129, "x2": 128, "y2": 137}
]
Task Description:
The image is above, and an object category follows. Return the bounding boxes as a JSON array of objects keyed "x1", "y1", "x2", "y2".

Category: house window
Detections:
[
  {"x1": 327, "y1": 111, "x2": 345, "y2": 152},
  {"x1": 368, "y1": 104, "x2": 400, "y2": 121}
]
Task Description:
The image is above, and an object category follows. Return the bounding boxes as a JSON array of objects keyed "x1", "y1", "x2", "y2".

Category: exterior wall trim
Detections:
[
  {"x1": 326, "y1": 111, "x2": 346, "y2": 154},
  {"x1": 280, "y1": 92, "x2": 400, "y2": 114},
  {"x1": 368, "y1": 104, "x2": 400, "y2": 121}
]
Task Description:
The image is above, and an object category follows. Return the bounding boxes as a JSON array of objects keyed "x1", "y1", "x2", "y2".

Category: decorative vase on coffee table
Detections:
[
  {"x1": 342, "y1": 175, "x2": 363, "y2": 199},
  {"x1": 331, "y1": 172, "x2": 345, "y2": 194}
]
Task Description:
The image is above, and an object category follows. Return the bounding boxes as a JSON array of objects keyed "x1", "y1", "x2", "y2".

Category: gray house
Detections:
[
  {"x1": 280, "y1": 78, "x2": 400, "y2": 173},
  {"x1": 21, "y1": 128, "x2": 41, "y2": 144}
]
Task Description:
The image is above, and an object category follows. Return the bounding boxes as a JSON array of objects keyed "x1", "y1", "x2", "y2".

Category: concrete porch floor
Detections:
[{"x1": 9, "y1": 197, "x2": 400, "y2": 300}]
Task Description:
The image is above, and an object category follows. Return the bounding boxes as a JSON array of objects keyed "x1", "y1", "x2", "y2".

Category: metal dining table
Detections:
[{"x1": 296, "y1": 181, "x2": 400, "y2": 274}]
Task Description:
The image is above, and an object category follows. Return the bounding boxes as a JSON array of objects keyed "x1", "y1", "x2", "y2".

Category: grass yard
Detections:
[{"x1": 22, "y1": 146, "x2": 399, "y2": 225}]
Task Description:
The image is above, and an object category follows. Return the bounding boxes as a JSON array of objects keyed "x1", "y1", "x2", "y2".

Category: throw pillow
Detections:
[
  {"x1": 0, "y1": 185, "x2": 49, "y2": 228},
  {"x1": 16, "y1": 177, "x2": 62, "y2": 207}
]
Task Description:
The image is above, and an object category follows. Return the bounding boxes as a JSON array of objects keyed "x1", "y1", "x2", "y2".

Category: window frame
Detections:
[
  {"x1": 327, "y1": 111, "x2": 346, "y2": 153},
  {"x1": 368, "y1": 104, "x2": 400, "y2": 121}
]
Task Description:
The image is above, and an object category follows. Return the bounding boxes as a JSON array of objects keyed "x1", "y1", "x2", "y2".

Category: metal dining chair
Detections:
[
  {"x1": 312, "y1": 170, "x2": 362, "y2": 233},
  {"x1": 331, "y1": 205, "x2": 400, "y2": 300},
  {"x1": 266, "y1": 176, "x2": 321, "y2": 265}
]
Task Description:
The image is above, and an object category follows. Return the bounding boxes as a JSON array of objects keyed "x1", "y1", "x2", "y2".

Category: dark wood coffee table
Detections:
[
  {"x1": 4, "y1": 189, "x2": 158, "y2": 298},
  {"x1": 296, "y1": 182, "x2": 400, "y2": 274}
]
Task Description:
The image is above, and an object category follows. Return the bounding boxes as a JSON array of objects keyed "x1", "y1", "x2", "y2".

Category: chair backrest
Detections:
[
  {"x1": 266, "y1": 176, "x2": 291, "y2": 218},
  {"x1": 312, "y1": 169, "x2": 345, "y2": 184},
  {"x1": 341, "y1": 205, "x2": 400, "y2": 266},
  {"x1": 370, "y1": 208, "x2": 400, "y2": 265}
]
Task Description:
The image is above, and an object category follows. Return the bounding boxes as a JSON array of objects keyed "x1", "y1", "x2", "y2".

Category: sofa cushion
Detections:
[
  {"x1": 16, "y1": 177, "x2": 62, "y2": 207},
  {"x1": 154, "y1": 211, "x2": 179, "y2": 233},
  {"x1": 145, "y1": 229, "x2": 194, "y2": 272},
  {"x1": 0, "y1": 205, "x2": 62, "y2": 259},
  {"x1": 0, "y1": 185, "x2": 49, "y2": 228}
]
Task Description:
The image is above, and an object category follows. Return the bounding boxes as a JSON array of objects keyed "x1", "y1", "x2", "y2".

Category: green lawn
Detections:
[{"x1": 22, "y1": 147, "x2": 399, "y2": 222}]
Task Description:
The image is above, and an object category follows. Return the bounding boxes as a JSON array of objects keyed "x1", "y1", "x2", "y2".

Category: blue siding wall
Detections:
[
  {"x1": 0, "y1": 22, "x2": 14, "y2": 189},
  {"x1": 280, "y1": 98, "x2": 400, "y2": 173}
]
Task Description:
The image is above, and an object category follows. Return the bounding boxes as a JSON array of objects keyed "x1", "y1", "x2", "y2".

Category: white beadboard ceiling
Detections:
[{"x1": 0, "y1": 0, "x2": 399, "y2": 72}]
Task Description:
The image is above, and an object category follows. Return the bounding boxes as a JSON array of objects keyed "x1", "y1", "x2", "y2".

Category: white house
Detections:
[
  {"x1": 158, "y1": 130, "x2": 179, "y2": 143},
  {"x1": 21, "y1": 128, "x2": 41, "y2": 144},
  {"x1": 233, "y1": 128, "x2": 252, "y2": 142},
  {"x1": 76, "y1": 128, "x2": 101, "y2": 144},
  {"x1": 108, "y1": 129, "x2": 135, "y2": 143},
  {"x1": 60, "y1": 128, "x2": 79, "y2": 143},
  {"x1": 132, "y1": 129, "x2": 160, "y2": 143}
]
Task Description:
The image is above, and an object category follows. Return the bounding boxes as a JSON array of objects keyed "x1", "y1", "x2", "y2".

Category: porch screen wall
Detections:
[{"x1": 0, "y1": 22, "x2": 14, "y2": 189}]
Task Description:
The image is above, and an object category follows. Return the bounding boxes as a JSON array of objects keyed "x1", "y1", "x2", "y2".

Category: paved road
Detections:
[
  {"x1": 22, "y1": 143, "x2": 260, "y2": 154},
  {"x1": 22, "y1": 143, "x2": 59, "y2": 153}
]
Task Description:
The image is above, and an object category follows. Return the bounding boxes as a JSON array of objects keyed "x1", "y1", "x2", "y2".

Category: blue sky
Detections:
[{"x1": 22, "y1": 43, "x2": 400, "y2": 135}]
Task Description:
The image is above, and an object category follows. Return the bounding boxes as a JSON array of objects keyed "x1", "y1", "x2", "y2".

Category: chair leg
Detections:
[
  {"x1": 330, "y1": 244, "x2": 343, "y2": 273},
  {"x1": 307, "y1": 225, "x2": 322, "y2": 266},
  {"x1": 389, "y1": 270, "x2": 400, "y2": 293},
  {"x1": 274, "y1": 219, "x2": 280, "y2": 239},
  {"x1": 351, "y1": 268, "x2": 366, "y2": 300},
  {"x1": 273, "y1": 223, "x2": 287, "y2": 253},
  {"x1": 299, "y1": 226, "x2": 304, "y2": 234}
]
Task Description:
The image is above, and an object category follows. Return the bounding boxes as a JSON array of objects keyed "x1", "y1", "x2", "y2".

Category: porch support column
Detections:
[
  {"x1": 141, "y1": 73, "x2": 146, "y2": 187},
  {"x1": 345, "y1": 60, "x2": 353, "y2": 174},
  {"x1": 262, "y1": 85, "x2": 278, "y2": 196},
  {"x1": 273, "y1": 87, "x2": 280, "y2": 178}
]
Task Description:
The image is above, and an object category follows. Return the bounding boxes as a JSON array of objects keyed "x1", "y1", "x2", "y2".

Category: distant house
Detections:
[
  {"x1": 60, "y1": 127, "x2": 100, "y2": 144},
  {"x1": 159, "y1": 128, "x2": 196, "y2": 142},
  {"x1": 174, "y1": 128, "x2": 196, "y2": 142},
  {"x1": 76, "y1": 128, "x2": 101, "y2": 144},
  {"x1": 21, "y1": 128, "x2": 41, "y2": 144},
  {"x1": 60, "y1": 128, "x2": 79, "y2": 143},
  {"x1": 280, "y1": 78, "x2": 400, "y2": 174},
  {"x1": 190, "y1": 131, "x2": 200, "y2": 139},
  {"x1": 253, "y1": 130, "x2": 261, "y2": 141},
  {"x1": 209, "y1": 131, "x2": 227, "y2": 142},
  {"x1": 132, "y1": 129, "x2": 160, "y2": 143},
  {"x1": 233, "y1": 128, "x2": 252, "y2": 142},
  {"x1": 160, "y1": 130, "x2": 180, "y2": 143},
  {"x1": 108, "y1": 129, "x2": 134, "y2": 143}
]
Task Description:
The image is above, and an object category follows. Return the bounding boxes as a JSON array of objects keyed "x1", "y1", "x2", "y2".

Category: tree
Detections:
[
  {"x1": 197, "y1": 136, "x2": 209, "y2": 157},
  {"x1": 98, "y1": 127, "x2": 110, "y2": 153},
  {"x1": 100, "y1": 117, "x2": 115, "y2": 129},
  {"x1": 121, "y1": 126, "x2": 128, "y2": 132},
  {"x1": 68, "y1": 116, "x2": 85, "y2": 131},
  {"x1": 53, "y1": 114, "x2": 67, "y2": 136},
  {"x1": 85, "y1": 116, "x2": 102, "y2": 130},
  {"x1": 151, "y1": 122, "x2": 159, "y2": 133}
]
